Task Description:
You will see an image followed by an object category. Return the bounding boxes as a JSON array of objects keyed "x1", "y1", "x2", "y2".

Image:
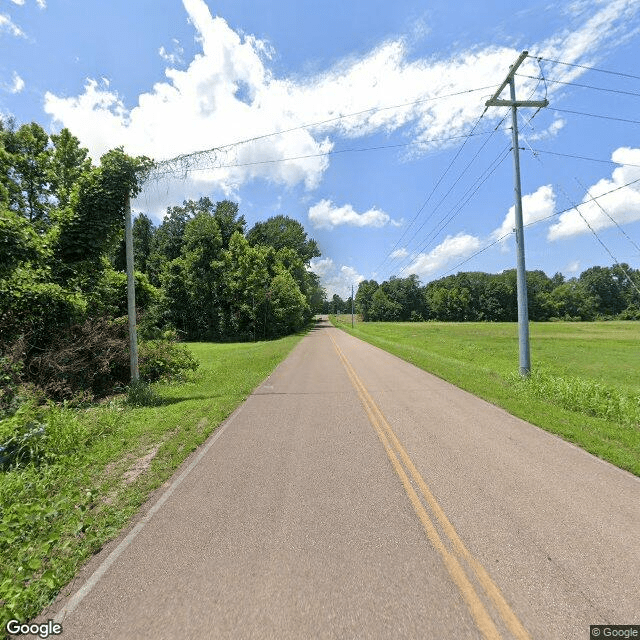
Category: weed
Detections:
[{"x1": 125, "y1": 380, "x2": 159, "y2": 407}]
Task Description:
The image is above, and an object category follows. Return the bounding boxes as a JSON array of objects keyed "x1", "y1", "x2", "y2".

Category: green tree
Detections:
[
  {"x1": 48, "y1": 128, "x2": 92, "y2": 209},
  {"x1": 269, "y1": 269, "x2": 310, "y2": 337},
  {"x1": 355, "y1": 280, "x2": 379, "y2": 321},
  {"x1": 54, "y1": 147, "x2": 152, "y2": 277},
  {"x1": 247, "y1": 215, "x2": 320, "y2": 263},
  {"x1": 11, "y1": 122, "x2": 52, "y2": 228},
  {"x1": 369, "y1": 288, "x2": 402, "y2": 321}
]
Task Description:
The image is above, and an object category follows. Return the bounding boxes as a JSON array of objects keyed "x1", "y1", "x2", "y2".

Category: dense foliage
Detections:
[
  {"x1": 0, "y1": 118, "x2": 325, "y2": 409},
  {"x1": 349, "y1": 268, "x2": 640, "y2": 322}
]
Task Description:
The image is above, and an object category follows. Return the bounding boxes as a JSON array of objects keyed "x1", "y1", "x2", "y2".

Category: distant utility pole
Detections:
[
  {"x1": 125, "y1": 192, "x2": 139, "y2": 382},
  {"x1": 485, "y1": 51, "x2": 548, "y2": 376},
  {"x1": 351, "y1": 284, "x2": 355, "y2": 328}
]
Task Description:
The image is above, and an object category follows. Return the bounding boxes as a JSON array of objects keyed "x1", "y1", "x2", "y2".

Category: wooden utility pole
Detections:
[
  {"x1": 485, "y1": 51, "x2": 548, "y2": 376},
  {"x1": 125, "y1": 192, "x2": 139, "y2": 381}
]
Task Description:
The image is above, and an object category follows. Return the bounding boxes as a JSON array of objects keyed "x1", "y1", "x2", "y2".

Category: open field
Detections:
[
  {"x1": 0, "y1": 335, "x2": 302, "y2": 631},
  {"x1": 330, "y1": 317, "x2": 640, "y2": 477}
]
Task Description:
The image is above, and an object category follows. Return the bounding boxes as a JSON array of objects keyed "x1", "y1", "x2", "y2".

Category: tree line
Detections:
[
  {"x1": 349, "y1": 267, "x2": 640, "y2": 322},
  {"x1": 0, "y1": 119, "x2": 325, "y2": 404}
]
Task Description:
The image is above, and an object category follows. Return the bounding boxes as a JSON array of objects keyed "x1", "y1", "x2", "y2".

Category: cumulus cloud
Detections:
[
  {"x1": 308, "y1": 199, "x2": 397, "y2": 230},
  {"x1": 159, "y1": 40, "x2": 184, "y2": 66},
  {"x1": 41, "y1": 0, "x2": 639, "y2": 214},
  {"x1": 309, "y1": 257, "x2": 364, "y2": 298},
  {"x1": 548, "y1": 147, "x2": 640, "y2": 240},
  {"x1": 492, "y1": 185, "x2": 556, "y2": 240},
  {"x1": 404, "y1": 233, "x2": 482, "y2": 278},
  {"x1": 390, "y1": 248, "x2": 408, "y2": 259},
  {"x1": 524, "y1": 117, "x2": 566, "y2": 142},
  {"x1": 8, "y1": 71, "x2": 24, "y2": 94},
  {"x1": 0, "y1": 14, "x2": 25, "y2": 37}
]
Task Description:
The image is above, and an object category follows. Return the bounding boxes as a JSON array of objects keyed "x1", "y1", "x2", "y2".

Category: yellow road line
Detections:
[{"x1": 330, "y1": 335, "x2": 531, "y2": 640}]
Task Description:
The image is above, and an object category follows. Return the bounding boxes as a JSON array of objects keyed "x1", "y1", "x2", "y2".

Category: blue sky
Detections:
[{"x1": 2, "y1": 0, "x2": 640, "y2": 298}]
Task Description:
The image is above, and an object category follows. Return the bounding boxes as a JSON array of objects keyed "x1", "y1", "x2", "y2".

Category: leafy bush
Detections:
[
  {"x1": 0, "y1": 337, "x2": 26, "y2": 416},
  {"x1": 0, "y1": 268, "x2": 87, "y2": 346},
  {"x1": 139, "y1": 339, "x2": 199, "y2": 382}
]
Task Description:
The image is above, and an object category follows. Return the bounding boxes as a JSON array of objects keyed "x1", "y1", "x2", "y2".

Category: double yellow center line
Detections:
[{"x1": 330, "y1": 335, "x2": 530, "y2": 640}]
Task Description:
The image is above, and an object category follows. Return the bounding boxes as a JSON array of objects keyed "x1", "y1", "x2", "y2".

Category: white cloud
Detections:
[
  {"x1": 0, "y1": 14, "x2": 25, "y2": 37},
  {"x1": 309, "y1": 257, "x2": 364, "y2": 298},
  {"x1": 308, "y1": 199, "x2": 396, "y2": 230},
  {"x1": 492, "y1": 185, "x2": 556, "y2": 240},
  {"x1": 548, "y1": 147, "x2": 640, "y2": 240},
  {"x1": 8, "y1": 71, "x2": 24, "y2": 94},
  {"x1": 41, "y1": 0, "x2": 639, "y2": 214},
  {"x1": 159, "y1": 39, "x2": 184, "y2": 66},
  {"x1": 404, "y1": 233, "x2": 482, "y2": 278},
  {"x1": 524, "y1": 117, "x2": 566, "y2": 142},
  {"x1": 390, "y1": 248, "x2": 408, "y2": 259},
  {"x1": 10, "y1": 0, "x2": 25, "y2": 5},
  {"x1": 566, "y1": 260, "x2": 581, "y2": 274},
  {"x1": 536, "y1": 0, "x2": 640, "y2": 84},
  {"x1": 36, "y1": 0, "x2": 46, "y2": 8}
]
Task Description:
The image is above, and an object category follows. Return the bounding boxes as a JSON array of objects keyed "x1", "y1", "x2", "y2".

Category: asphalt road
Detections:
[{"x1": 41, "y1": 318, "x2": 640, "y2": 639}]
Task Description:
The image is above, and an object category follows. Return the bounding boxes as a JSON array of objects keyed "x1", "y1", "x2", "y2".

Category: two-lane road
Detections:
[{"x1": 43, "y1": 319, "x2": 640, "y2": 639}]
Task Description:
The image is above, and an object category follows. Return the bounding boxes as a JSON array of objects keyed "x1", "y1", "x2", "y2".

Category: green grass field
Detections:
[
  {"x1": 0, "y1": 335, "x2": 302, "y2": 631},
  {"x1": 331, "y1": 317, "x2": 640, "y2": 477}
]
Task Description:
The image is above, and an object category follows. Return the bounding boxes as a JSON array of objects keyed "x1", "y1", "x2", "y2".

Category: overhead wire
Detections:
[
  {"x1": 372, "y1": 106, "x2": 494, "y2": 275},
  {"x1": 148, "y1": 83, "x2": 498, "y2": 176},
  {"x1": 435, "y1": 176, "x2": 640, "y2": 279},
  {"x1": 515, "y1": 74, "x2": 640, "y2": 99},
  {"x1": 386, "y1": 116, "x2": 510, "y2": 276},
  {"x1": 395, "y1": 143, "x2": 511, "y2": 276},
  {"x1": 389, "y1": 70, "x2": 545, "y2": 278},
  {"x1": 516, "y1": 117, "x2": 640, "y2": 295},
  {"x1": 549, "y1": 108, "x2": 640, "y2": 125},
  {"x1": 531, "y1": 56, "x2": 640, "y2": 81},
  {"x1": 148, "y1": 128, "x2": 507, "y2": 178}
]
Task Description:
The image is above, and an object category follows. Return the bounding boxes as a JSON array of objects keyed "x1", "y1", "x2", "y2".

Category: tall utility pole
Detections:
[
  {"x1": 351, "y1": 284, "x2": 355, "y2": 328},
  {"x1": 124, "y1": 192, "x2": 139, "y2": 382},
  {"x1": 485, "y1": 51, "x2": 548, "y2": 376}
]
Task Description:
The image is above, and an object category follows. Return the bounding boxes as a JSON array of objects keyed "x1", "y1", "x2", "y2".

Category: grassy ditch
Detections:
[
  {"x1": 330, "y1": 317, "x2": 640, "y2": 477},
  {"x1": 0, "y1": 335, "x2": 302, "y2": 632}
]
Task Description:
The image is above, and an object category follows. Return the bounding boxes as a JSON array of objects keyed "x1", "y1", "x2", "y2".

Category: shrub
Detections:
[
  {"x1": 0, "y1": 336, "x2": 26, "y2": 416},
  {"x1": 27, "y1": 317, "x2": 130, "y2": 402},
  {"x1": 138, "y1": 339, "x2": 199, "y2": 382}
]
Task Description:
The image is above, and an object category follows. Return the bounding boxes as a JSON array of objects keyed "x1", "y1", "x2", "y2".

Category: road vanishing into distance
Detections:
[{"x1": 43, "y1": 318, "x2": 639, "y2": 639}]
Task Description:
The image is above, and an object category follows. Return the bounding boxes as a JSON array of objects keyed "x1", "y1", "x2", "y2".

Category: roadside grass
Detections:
[
  {"x1": 0, "y1": 335, "x2": 302, "y2": 632},
  {"x1": 330, "y1": 317, "x2": 640, "y2": 477}
]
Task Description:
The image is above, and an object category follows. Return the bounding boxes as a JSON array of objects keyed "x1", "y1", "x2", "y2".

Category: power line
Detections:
[
  {"x1": 387, "y1": 120, "x2": 509, "y2": 275},
  {"x1": 532, "y1": 56, "x2": 640, "y2": 81},
  {"x1": 434, "y1": 177, "x2": 640, "y2": 279},
  {"x1": 523, "y1": 148, "x2": 640, "y2": 168},
  {"x1": 575, "y1": 176, "x2": 640, "y2": 257},
  {"x1": 397, "y1": 145, "x2": 511, "y2": 276},
  {"x1": 148, "y1": 128, "x2": 505, "y2": 179},
  {"x1": 516, "y1": 73, "x2": 640, "y2": 98},
  {"x1": 550, "y1": 107, "x2": 640, "y2": 125},
  {"x1": 373, "y1": 106, "x2": 495, "y2": 275},
  {"x1": 149, "y1": 83, "x2": 498, "y2": 172}
]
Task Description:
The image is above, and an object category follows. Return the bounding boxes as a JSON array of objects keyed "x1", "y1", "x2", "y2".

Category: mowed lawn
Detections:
[{"x1": 331, "y1": 317, "x2": 640, "y2": 476}]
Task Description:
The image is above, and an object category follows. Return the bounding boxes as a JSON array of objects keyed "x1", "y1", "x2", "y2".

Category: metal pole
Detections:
[
  {"x1": 124, "y1": 192, "x2": 139, "y2": 381},
  {"x1": 486, "y1": 51, "x2": 546, "y2": 376},
  {"x1": 509, "y1": 77, "x2": 531, "y2": 376},
  {"x1": 351, "y1": 284, "x2": 354, "y2": 328}
]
